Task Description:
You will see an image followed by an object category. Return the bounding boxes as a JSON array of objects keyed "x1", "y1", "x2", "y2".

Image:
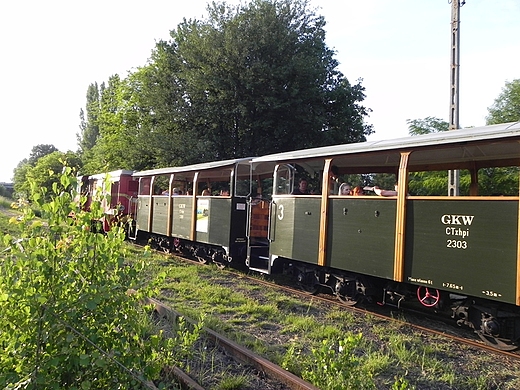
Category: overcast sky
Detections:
[{"x1": 1, "y1": 0, "x2": 519, "y2": 182}]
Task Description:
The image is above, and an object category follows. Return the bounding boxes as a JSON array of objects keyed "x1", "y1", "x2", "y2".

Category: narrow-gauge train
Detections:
[{"x1": 88, "y1": 122, "x2": 520, "y2": 350}]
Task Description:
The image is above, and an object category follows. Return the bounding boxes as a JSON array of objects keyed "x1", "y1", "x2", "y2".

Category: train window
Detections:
[
  {"x1": 170, "y1": 180, "x2": 188, "y2": 195},
  {"x1": 152, "y1": 175, "x2": 170, "y2": 195},
  {"x1": 273, "y1": 165, "x2": 294, "y2": 195},
  {"x1": 258, "y1": 177, "x2": 273, "y2": 199},
  {"x1": 197, "y1": 179, "x2": 231, "y2": 196},
  {"x1": 138, "y1": 177, "x2": 152, "y2": 196},
  {"x1": 235, "y1": 162, "x2": 251, "y2": 197}
]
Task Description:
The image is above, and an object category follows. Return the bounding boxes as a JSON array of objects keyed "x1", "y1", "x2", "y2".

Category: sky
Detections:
[{"x1": 1, "y1": 0, "x2": 519, "y2": 183}]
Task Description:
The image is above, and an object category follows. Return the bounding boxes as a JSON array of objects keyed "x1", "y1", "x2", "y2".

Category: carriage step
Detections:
[
  {"x1": 249, "y1": 267, "x2": 270, "y2": 274},
  {"x1": 247, "y1": 246, "x2": 269, "y2": 272}
]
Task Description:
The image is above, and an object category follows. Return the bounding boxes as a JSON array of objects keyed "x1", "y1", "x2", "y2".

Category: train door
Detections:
[
  {"x1": 246, "y1": 197, "x2": 272, "y2": 272},
  {"x1": 245, "y1": 162, "x2": 276, "y2": 272},
  {"x1": 129, "y1": 176, "x2": 152, "y2": 240},
  {"x1": 268, "y1": 163, "x2": 321, "y2": 266},
  {"x1": 247, "y1": 163, "x2": 298, "y2": 273}
]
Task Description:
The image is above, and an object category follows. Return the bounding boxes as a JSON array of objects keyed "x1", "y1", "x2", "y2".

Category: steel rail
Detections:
[
  {"x1": 220, "y1": 269, "x2": 520, "y2": 361},
  {"x1": 132, "y1": 242, "x2": 520, "y2": 362},
  {"x1": 146, "y1": 297, "x2": 320, "y2": 390}
]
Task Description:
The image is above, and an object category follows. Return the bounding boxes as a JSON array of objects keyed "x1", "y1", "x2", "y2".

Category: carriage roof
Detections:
[
  {"x1": 251, "y1": 122, "x2": 520, "y2": 172},
  {"x1": 132, "y1": 157, "x2": 253, "y2": 178}
]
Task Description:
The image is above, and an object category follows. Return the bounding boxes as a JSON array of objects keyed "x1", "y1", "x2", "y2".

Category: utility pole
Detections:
[{"x1": 448, "y1": 0, "x2": 465, "y2": 196}]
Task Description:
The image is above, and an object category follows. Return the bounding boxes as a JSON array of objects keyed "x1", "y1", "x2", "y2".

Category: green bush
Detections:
[
  {"x1": 0, "y1": 169, "x2": 201, "y2": 389},
  {"x1": 0, "y1": 184, "x2": 9, "y2": 198},
  {"x1": 281, "y1": 333, "x2": 375, "y2": 389}
]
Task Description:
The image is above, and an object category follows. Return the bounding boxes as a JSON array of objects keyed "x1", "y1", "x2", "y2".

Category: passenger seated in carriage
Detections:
[
  {"x1": 364, "y1": 184, "x2": 398, "y2": 197},
  {"x1": 352, "y1": 186, "x2": 364, "y2": 196},
  {"x1": 338, "y1": 183, "x2": 352, "y2": 195},
  {"x1": 291, "y1": 178, "x2": 309, "y2": 195}
]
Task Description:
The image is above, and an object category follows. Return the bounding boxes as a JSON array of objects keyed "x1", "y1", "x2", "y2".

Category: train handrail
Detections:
[{"x1": 267, "y1": 199, "x2": 273, "y2": 242}]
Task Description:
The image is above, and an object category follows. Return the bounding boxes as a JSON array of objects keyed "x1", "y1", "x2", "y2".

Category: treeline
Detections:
[
  {"x1": 10, "y1": 0, "x2": 520, "y2": 198},
  {"x1": 77, "y1": 0, "x2": 372, "y2": 174}
]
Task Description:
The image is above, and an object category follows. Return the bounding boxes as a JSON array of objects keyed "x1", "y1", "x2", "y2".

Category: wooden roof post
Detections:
[
  {"x1": 318, "y1": 159, "x2": 333, "y2": 267},
  {"x1": 393, "y1": 151, "x2": 411, "y2": 282}
]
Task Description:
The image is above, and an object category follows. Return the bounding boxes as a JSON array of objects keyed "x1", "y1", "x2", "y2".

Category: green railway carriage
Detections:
[
  {"x1": 131, "y1": 158, "x2": 252, "y2": 264},
  {"x1": 125, "y1": 122, "x2": 520, "y2": 348},
  {"x1": 250, "y1": 122, "x2": 520, "y2": 349}
]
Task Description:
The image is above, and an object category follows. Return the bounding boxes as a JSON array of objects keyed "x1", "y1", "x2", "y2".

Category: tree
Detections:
[
  {"x1": 12, "y1": 145, "x2": 59, "y2": 198},
  {"x1": 82, "y1": 73, "x2": 159, "y2": 174},
  {"x1": 406, "y1": 117, "x2": 448, "y2": 135},
  {"x1": 91, "y1": 0, "x2": 372, "y2": 171},
  {"x1": 486, "y1": 79, "x2": 520, "y2": 125},
  {"x1": 166, "y1": 0, "x2": 371, "y2": 162},
  {"x1": 77, "y1": 83, "x2": 101, "y2": 155},
  {"x1": 28, "y1": 144, "x2": 58, "y2": 165},
  {"x1": 25, "y1": 151, "x2": 82, "y2": 201},
  {"x1": 12, "y1": 159, "x2": 30, "y2": 198}
]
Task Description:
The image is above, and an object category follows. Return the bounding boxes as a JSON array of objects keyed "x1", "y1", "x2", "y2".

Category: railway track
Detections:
[
  {"x1": 147, "y1": 297, "x2": 319, "y2": 390},
  {"x1": 146, "y1": 241, "x2": 520, "y2": 360},
  {"x1": 135, "y1": 242, "x2": 520, "y2": 388}
]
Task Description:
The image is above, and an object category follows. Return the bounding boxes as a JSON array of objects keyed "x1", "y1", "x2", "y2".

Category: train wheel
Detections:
[
  {"x1": 476, "y1": 331, "x2": 517, "y2": 351},
  {"x1": 297, "y1": 271, "x2": 320, "y2": 295},
  {"x1": 476, "y1": 314, "x2": 518, "y2": 351},
  {"x1": 197, "y1": 256, "x2": 208, "y2": 264},
  {"x1": 212, "y1": 252, "x2": 227, "y2": 269},
  {"x1": 416, "y1": 286, "x2": 440, "y2": 307},
  {"x1": 335, "y1": 280, "x2": 360, "y2": 306}
]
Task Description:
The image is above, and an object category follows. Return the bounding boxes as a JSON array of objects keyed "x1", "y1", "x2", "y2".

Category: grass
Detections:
[
  {"x1": 2, "y1": 208, "x2": 518, "y2": 389},
  {"x1": 0, "y1": 196, "x2": 12, "y2": 209},
  {"x1": 146, "y1": 254, "x2": 520, "y2": 389},
  {"x1": 0, "y1": 196, "x2": 20, "y2": 236}
]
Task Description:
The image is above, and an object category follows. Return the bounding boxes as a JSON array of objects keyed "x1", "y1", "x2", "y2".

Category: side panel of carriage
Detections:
[
  {"x1": 148, "y1": 195, "x2": 194, "y2": 236},
  {"x1": 172, "y1": 197, "x2": 193, "y2": 239},
  {"x1": 136, "y1": 196, "x2": 247, "y2": 258},
  {"x1": 136, "y1": 196, "x2": 151, "y2": 233},
  {"x1": 269, "y1": 197, "x2": 321, "y2": 264},
  {"x1": 327, "y1": 198, "x2": 396, "y2": 278},
  {"x1": 193, "y1": 197, "x2": 248, "y2": 259},
  {"x1": 151, "y1": 196, "x2": 169, "y2": 235},
  {"x1": 404, "y1": 199, "x2": 518, "y2": 305}
]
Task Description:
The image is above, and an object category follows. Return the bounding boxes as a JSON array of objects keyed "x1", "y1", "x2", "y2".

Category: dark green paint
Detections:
[
  {"x1": 405, "y1": 200, "x2": 518, "y2": 304},
  {"x1": 151, "y1": 196, "x2": 169, "y2": 235},
  {"x1": 328, "y1": 198, "x2": 396, "y2": 278},
  {"x1": 172, "y1": 197, "x2": 193, "y2": 239},
  {"x1": 270, "y1": 197, "x2": 321, "y2": 263},
  {"x1": 136, "y1": 197, "x2": 150, "y2": 232}
]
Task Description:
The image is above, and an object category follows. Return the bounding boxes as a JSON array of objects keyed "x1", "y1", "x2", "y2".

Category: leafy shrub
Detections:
[
  {"x1": 0, "y1": 184, "x2": 9, "y2": 198},
  {"x1": 281, "y1": 333, "x2": 376, "y2": 390},
  {"x1": 0, "y1": 169, "x2": 201, "y2": 389}
]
